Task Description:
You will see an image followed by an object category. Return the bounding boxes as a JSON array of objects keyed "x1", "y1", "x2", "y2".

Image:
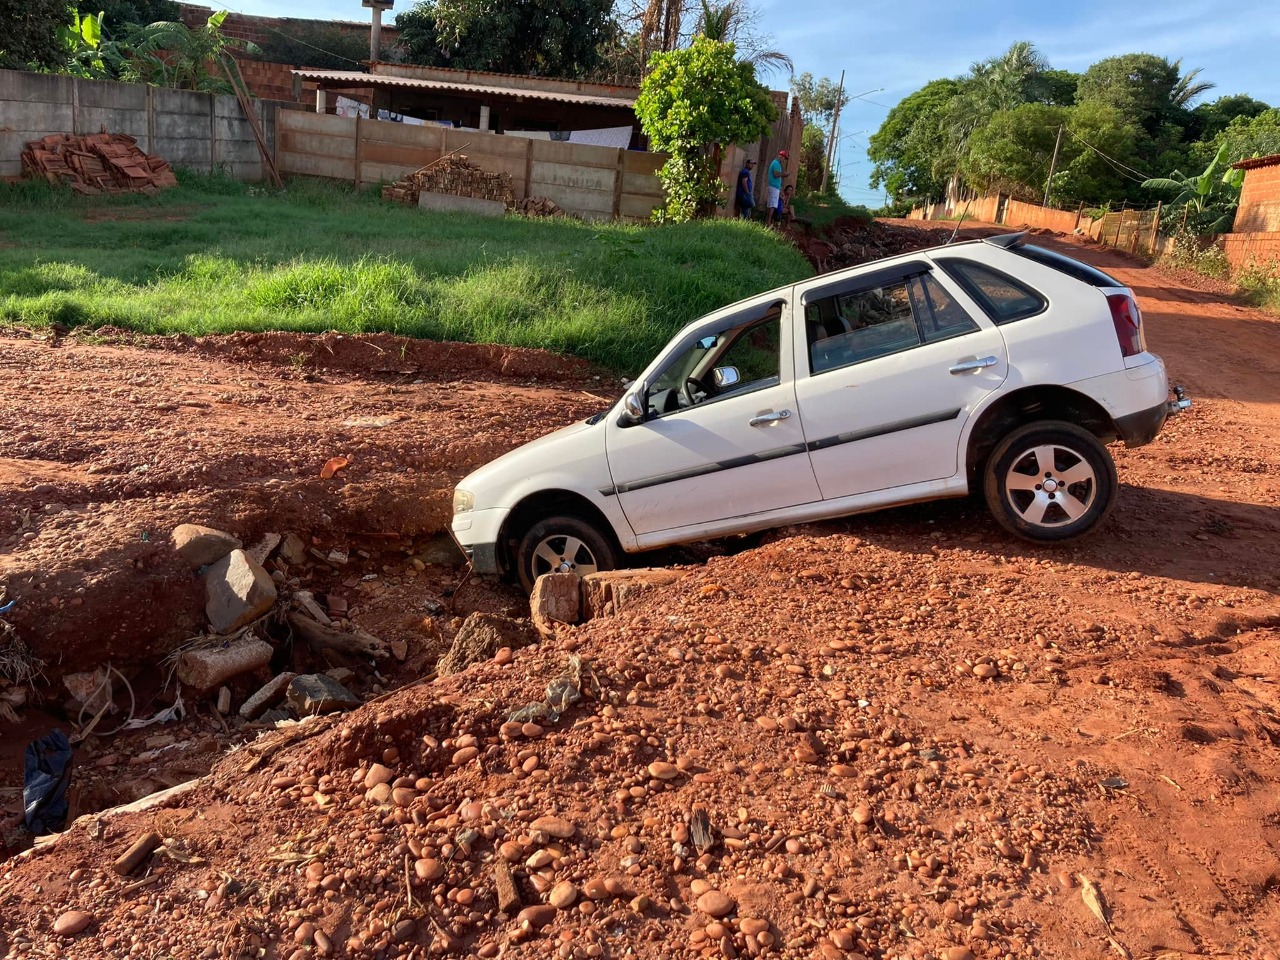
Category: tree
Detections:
[
  {"x1": 121, "y1": 10, "x2": 260, "y2": 93},
  {"x1": 695, "y1": 0, "x2": 790, "y2": 77},
  {"x1": 636, "y1": 36, "x2": 776, "y2": 220},
  {"x1": 1142, "y1": 141, "x2": 1241, "y2": 232},
  {"x1": 1076, "y1": 54, "x2": 1211, "y2": 141},
  {"x1": 791, "y1": 72, "x2": 849, "y2": 129},
  {"x1": 0, "y1": 0, "x2": 74, "y2": 69},
  {"x1": 1191, "y1": 94, "x2": 1271, "y2": 141},
  {"x1": 396, "y1": 0, "x2": 613, "y2": 77},
  {"x1": 86, "y1": 0, "x2": 179, "y2": 38},
  {"x1": 867, "y1": 78, "x2": 960, "y2": 202}
]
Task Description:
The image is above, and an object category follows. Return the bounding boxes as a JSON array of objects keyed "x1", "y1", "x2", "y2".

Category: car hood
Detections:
[{"x1": 457, "y1": 417, "x2": 604, "y2": 506}]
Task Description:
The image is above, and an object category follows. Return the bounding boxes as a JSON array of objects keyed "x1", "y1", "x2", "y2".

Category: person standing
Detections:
[
  {"x1": 736, "y1": 158, "x2": 756, "y2": 219},
  {"x1": 765, "y1": 149, "x2": 787, "y2": 225}
]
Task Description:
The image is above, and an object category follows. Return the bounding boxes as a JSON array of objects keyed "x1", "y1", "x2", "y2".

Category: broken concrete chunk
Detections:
[
  {"x1": 580, "y1": 568, "x2": 685, "y2": 620},
  {"x1": 172, "y1": 524, "x2": 242, "y2": 570},
  {"x1": 293, "y1": 590, "x2": 332, "y2": 626},
  {"x1": 63, "y1": 667, "x2": 112, "y2": 713},
  {"x1": 245, "y1": 532, "x2": 282, "y2": 567},
  {"x1": 205, "y1": 549, "x2": 278, "y2": 634},
  {"x1": 437, "y1": 613, "x2": 537, "y2": 676},
  {"x1": 414, "y1": 532, "x2": 466, "y2": 568},
  {"x1": 216, "y1": 686, "x2": 232, "y2": 715},
  {"x1": 239, "y1": 671, "x2": 297, "y2": 720},
  {"x1": 532, "y1": 572, "x2": 581, "y2": 625},
  {"x1": 176, "y1": 635, "x2": 273, "y2": 693},
  {"x1": 287, "y1": 673, "x2": 361, "y2": 716},
  {"x1": 280, "y1": 533, "x2": 308, "y2": 566}
]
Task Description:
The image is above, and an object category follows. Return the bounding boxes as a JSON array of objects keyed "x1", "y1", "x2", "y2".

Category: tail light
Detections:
[{"x1": 1106, "y1": 293, "x2": 1146, "y2": 358}]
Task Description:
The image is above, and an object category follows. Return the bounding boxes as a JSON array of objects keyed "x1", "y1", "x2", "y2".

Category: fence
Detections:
[
  {"x1": 0, "y1": 69, "x2": 289, "y2": 181},
  {"x1": 275, "y1": 110, "x2": 665, "y2": 221}
]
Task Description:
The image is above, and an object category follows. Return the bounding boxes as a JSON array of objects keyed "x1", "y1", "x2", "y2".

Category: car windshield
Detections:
[{"x1": 650, "y1": 334, "x2": 720, "y2": 395}]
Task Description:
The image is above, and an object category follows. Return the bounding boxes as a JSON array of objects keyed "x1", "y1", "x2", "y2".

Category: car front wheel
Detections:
[
  {"x1": 517, "y1": 516, "x2": 617, "y2": 593},
  {"x1": 983, "y1": 420, "x2": 1117, "y2": 541}
]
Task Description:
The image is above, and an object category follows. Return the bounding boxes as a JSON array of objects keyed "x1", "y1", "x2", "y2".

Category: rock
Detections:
[
  {"x1": 516, "y1": 904, "x2": 557, "y2": 930},
  {"x1": 415, "y1": 532, "x2": 466, "y2": 568},
  {"x1": 531, "y1": 572, "x2": 581, "y2": 634},
  {"x1": 494, "y1": 860, "x2": 522, "y2": 914},
  {"x1": 696, "y1": 890, "x2": 736, "y2": 918},
  {"x1": 286, "y1": 674, "x2": 361, "y2": 716},
  {"x1": 172, "y1": 524, "x2": 242, "y2": 569},
  {"x1": 53, "y1": 910, "x2": 93, "y2": 936},
  {"x1": 216, "y1": 686, "x2": 231, "y2": 715},
  {"x1": 293, "y1": 590, "x2": 332, "y2": 626},
  {"x1": 549, "y1": 880, "x2": 578, "y2": 909},
  {"x1": 389, "y1": 638, "x2": 408, "y2": 661},
  {"x1": 414, "y1": 858, "x2": 444, "y2": 881},
  {"x1": 280, "y1": 533, "x2": 308, "y2": 565},
  {"x1": 436, "y1": 613, "x2": 537, "y2": 676},
  {"x1": 580, "y1": 568, "x2": 685, "y2": 620},
  {"x1": 63, "y1": 667, "x2": 111, "y2": 713},
  {"x1": 176, "y1": 635, "x2": 273, "y2": 693},
  {"x1": 941, "y1": 949, "x2": 976, "y2": 960},
  {"x1": 364, "y1": 764, "x2": 395, "y2": 789},
  {"x1": 204, "y1": 549, "x2": 277, "y2": 634},
  {"x1": 530, "y1": 815, "x2": 576, "y2": 839},
  {"x1": 973, "y1": 663, "x2": 998, "y2": 679},
  {"x1": 246, "y1": 532, "x2": 282, "y2": 566},
  {"x1": 647, "y1": 761, "x2": 679, "y2": 780},
  {"x1": 852, "y1": 804, "x2": 873, "y2": 825},
  {"x1": 238, "y1": 672, "x2": 297, "y2": 720}
]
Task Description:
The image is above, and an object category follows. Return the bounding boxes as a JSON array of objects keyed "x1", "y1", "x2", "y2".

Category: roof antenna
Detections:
[{"x1": 948, "y1": 199, "x2": 972, "y2": 244}]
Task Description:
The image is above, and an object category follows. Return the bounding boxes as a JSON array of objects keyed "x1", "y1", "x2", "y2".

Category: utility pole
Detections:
[
  {"x1": 820, "y1": 69, "x2": 845, "y2": 195},
  {"x1": 1043, "y1": 124, "x2": 1063, "y2": 207}
]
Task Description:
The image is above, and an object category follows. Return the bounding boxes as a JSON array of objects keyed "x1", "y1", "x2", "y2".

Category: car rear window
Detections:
[
  {"x1": 936, "y1": 259, "x2": 1047, "y2": 324},
  {"x1": 1011, "y1": 244, "x2": 1123, "y2": 287}
]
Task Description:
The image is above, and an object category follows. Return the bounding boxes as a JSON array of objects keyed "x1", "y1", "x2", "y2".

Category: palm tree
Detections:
[
  {"x1": 696, "y1": 0, "x2": 792, "y2": 78},
  {"x1": 1168, "y1": 59, "x2": 1215, "y2": 108}
]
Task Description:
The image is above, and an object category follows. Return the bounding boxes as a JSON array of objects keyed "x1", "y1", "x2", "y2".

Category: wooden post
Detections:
[
  {"x1": 355, "y1": 115, "x2": 364, "y2": 188},
  {"x1": 71, "y1": 79, "x2": 80, "y2": 135},
  {"x1": 523, "y1": 137, "x2": 534, "y2": 202},
  {"x1": 1149, "y1": 201, "x2": 1162, "y2": 253},
  {"x1": 209, "y1": 93, "x2": 218, "y2": 174},
  {"x1": 145, "y1": 85, "x2": 155, "y2": 154},
  {"x1": 1075, "y1": 201, "x2": 1084, "y2": 231},
  {"x1": 613, "y1": 147, "x2": 625, "y2": 221}
]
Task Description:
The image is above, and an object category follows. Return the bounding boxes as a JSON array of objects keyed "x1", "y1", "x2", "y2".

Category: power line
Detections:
[
  {"x1": 1065, "y1": 128, "x2": 1151, "y2": 182},
  {"x1": 217, "y1": 4, "x2": 366, "y2": 66}
]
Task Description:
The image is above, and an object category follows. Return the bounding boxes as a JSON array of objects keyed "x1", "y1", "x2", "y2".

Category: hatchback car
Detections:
[{"x1": 451, "y1": 232, "x2": 1189, "y2": 590}]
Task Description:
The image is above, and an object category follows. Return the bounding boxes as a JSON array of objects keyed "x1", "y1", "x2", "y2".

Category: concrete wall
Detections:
[
  {"x1": 276, "y1": 109, "x2": 666, "y2": 221},
  {"x1": 0, "y1": 69, "x2": 282, "y2": 180},
  {"x1": 1234, "y1": 162, "x2": 1280, "y2": 233}
]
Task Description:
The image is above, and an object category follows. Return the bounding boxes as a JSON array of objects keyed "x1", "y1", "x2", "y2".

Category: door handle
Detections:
[
  {"x1": 949, "y1": 355, "x2": 999, "y2": 374},
  {"x1": 749, "y1": 410, "x2": 791, "y2": 427}
]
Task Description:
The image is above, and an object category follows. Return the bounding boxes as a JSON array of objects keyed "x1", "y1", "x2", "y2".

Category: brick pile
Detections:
[
  {"x1": 514, "y1": 195, "x2": 566, "y2": 218},
  {"x1": 22, "y1": 133, "x2": 178, "y2": 195},
  {"x1": 381, "y1": 155, "x2": 515, "y2": 207}
]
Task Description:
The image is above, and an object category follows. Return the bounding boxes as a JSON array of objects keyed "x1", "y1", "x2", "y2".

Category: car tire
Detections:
[
  {"x1": 983, "y1": 420, "x2": 1117, "y2": 541},
  {"x1": 516, "y1": 515, "x2": 617, "y2": 594}
]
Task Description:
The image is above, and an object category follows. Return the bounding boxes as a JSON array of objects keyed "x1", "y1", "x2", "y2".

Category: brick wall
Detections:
[
  {"x1": 1221, "y1": 232, "x2": 1280, "y2": 272},
  {"x1": 1234, "y1": 163, "x2": 1280, "y2": 233},
  {"x1": 178, "y1": 3, "x2": 400, "y2": 55}
]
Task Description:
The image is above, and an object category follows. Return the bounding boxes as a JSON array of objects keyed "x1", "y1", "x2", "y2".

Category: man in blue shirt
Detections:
[
  {"x1": 736, "y1": 159, "x2": 756, "y2": 218},
  {"x1": 765, "y1": 149, "x2": 787, "y2": 225}
]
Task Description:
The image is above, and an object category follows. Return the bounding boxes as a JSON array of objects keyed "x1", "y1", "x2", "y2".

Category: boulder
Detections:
[
  {"x1": 280, "y1": 533, "x2": 308, "y2": 566},
  {"x1": 580, "y1": 568, "x2": 685, "y2": 619},
  {"x1": 531, "y1": 572, "x2": 581, "y2": 637},
  {"x1": 436, "y1": 613, "x2": 537, "y2": 676},
  {"x1": 287, "y1": 673, "x2": 361, "y2": 716},
  {"x1": 172, "y1": 524, "x2": 242, "y2": 570},
  {"x1": 205, "y1": 549, "x2": 277, "y2": 634},
  {"x1": 176, "y1": 634, "x2": 273, "y2": 693}
]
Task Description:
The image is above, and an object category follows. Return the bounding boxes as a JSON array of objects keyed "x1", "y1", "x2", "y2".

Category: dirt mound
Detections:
[{"x1": 793, "y1": 218, "x2": 955, "y2": 273}]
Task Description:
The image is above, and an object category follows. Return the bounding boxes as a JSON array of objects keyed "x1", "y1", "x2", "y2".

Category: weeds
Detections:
[
  {"x1": 0, "y1": 175, "x2": 811, "y2": 373},
  {"x1": 1158, "y1": 230, "x2": 1231, "y2": 280}
]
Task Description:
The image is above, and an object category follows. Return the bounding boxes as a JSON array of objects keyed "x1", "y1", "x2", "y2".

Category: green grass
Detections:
[
  {"x1": 791, "y1": 193, "x2": 875, "y2": 229},
  {"x1": 0, "y1": 172, "x2": 813, "y2": 373}
]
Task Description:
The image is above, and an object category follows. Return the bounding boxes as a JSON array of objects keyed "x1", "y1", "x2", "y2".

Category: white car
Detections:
[{"x1": 452, "y1": 233, "x2": 1189, "y2": 590}]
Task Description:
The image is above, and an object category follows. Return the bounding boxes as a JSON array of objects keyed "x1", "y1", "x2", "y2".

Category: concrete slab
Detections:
[{"x1": 418, "y1": 192, "x2": 508, "y2": 217}]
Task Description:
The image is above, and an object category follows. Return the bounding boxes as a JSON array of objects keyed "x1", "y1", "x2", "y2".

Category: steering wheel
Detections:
[{"x1": 682, "y1": 376, "x2": 711, "y2": 407}]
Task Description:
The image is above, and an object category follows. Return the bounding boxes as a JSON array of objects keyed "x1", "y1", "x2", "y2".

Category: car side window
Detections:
[
  {"x1": 807, "y1": 280, "x2": 921, "y2": 374},
  {"x1": 645, "y1": 312, "x2": 782, "y2": 417},
  {"x1": 910, "y1": 274, "x2": 981, "y2": 343},
  {"x1": 939, "y1": 260, "x2": 1045, "y2": 324}
]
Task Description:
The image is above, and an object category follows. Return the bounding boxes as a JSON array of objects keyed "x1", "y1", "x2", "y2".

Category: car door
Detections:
[
  {"x1": 792, "y1": 259, "x2": 1008, "y2": 501},
  {"x1": 604, "y1": 296, "x2": 822, "y2": 539}
]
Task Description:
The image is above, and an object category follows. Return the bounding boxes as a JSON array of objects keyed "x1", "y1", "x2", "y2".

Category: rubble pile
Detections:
[
  {"x1": 381, "y1": 155, "x2": 515, "y2": 207},
  {"x1": 794, "y1": 216, "x2": 954, "y2": 274},
  {"x1": 21, "y1": 133, "x2": 178, "y2": 195},
  {"x1": 513, "y1": 195, "x2": 566, "y2": 218}
]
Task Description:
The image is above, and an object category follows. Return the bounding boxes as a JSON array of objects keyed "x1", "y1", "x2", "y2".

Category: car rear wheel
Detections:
[
  {"x1": 517, "y1": 516, "x2": 617, "y2": 593},
  {"x1": 983, "y1": 420, "x2": 1117, "y2": 541}
]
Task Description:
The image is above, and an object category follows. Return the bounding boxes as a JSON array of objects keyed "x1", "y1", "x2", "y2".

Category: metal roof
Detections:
[
  {"x1": 1231, "y1": 153, "x2": 1280, "y2": 171},
  {"x1": 293, "y1": 69, "x2": 636, "y2": 109}
]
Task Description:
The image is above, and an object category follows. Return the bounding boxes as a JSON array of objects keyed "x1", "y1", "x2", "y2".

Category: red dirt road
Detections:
[{"x1": 0, "y1": 225, "x2": 1278, "y2": 959}]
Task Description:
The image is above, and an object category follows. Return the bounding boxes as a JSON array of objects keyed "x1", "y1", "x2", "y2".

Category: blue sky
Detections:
[{"x1": 224, "y1": 0, "x2": 1280, "y2": 204}]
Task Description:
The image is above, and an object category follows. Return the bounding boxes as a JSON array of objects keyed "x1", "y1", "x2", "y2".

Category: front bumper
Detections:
[
  {"x1": 450, "y1": 507, "x2": 509, "y2": 575},
  {"x1": 1115, "y1": 386, "x2": 1191, "y2": 447}
]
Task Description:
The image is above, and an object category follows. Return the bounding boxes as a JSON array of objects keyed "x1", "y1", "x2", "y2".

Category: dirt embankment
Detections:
[{"x1": 1, "y1": 224, "x2": 1279, "y2": 959}]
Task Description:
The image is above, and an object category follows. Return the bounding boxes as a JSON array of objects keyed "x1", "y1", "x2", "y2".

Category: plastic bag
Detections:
[{"x1": 23, "y1": 729, "x2": 73, "y2": 834}]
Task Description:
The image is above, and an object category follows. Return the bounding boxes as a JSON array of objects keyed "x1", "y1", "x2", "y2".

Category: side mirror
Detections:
[
  {"x1": 712, "y1": 366, "x2": 741, "y2": 389},
  {"x1": 622, "y1": 385, "x2": 647, "y2": 424}
]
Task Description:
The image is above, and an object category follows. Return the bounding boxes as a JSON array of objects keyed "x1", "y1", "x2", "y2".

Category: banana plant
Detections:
[
  {"x1": 121, "y1": 10, "x2": 261, "y2": 93},
  {"x1": 1142, "y1": 141, "x2": 1241, "y2": 233},
  {"x1": 62, "y1": 10, "x2": 123, "y2": 79}
]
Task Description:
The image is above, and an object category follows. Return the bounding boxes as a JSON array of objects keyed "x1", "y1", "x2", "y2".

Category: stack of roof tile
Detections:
[{"x1": 21, "y1": 133, "x2": 178, "y2": 195}]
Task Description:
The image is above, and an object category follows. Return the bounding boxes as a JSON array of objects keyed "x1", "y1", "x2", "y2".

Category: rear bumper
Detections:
[{"x1": 1115, "y1": 387, "x2": 1191, "y2": 448}]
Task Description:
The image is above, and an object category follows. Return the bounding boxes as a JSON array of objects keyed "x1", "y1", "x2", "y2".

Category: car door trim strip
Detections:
[
  {"x1": 805, "y1": 407, "x2": 962, "y2": 453},
  {"x1": 601, "y1": 407, "x2": 962, "y2": 498},
  {"x1": 603, "y1": 442, "x2": 808, "y2": 496}
]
